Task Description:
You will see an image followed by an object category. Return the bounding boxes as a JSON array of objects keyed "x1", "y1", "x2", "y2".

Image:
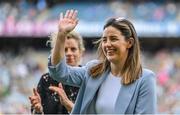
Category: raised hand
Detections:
[
  {"x1": 58, "y1": 9, "x2": 78, "y2": 34},
  {"x1": 29, "y1": 88, "x2": 43, "y2": 113}
]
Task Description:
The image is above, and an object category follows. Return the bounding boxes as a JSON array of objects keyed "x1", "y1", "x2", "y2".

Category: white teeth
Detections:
[
  {"x1": 106, "y1": 49, "x2": 114, "y2": 51},
  {"x1": 106, "y1": 49, "x2": 115, "y2": 53}
]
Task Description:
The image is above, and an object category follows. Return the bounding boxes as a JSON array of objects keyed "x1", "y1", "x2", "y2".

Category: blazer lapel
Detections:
[
  {"x1": 80, "y1": 69, "x2": 110, "y2": 113},
  {"x1": 115, "y1": 80, "x2": 138, "y2": 113}
]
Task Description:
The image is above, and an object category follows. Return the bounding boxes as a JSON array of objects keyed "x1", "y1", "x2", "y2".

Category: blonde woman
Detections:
[{"x1": 29, "y1": 31, "x2": 85, "y2": 114}]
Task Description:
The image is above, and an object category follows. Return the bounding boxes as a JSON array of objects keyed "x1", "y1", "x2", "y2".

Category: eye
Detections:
[
  {"x1": 71, "y1": 47, "x2": 77, "y2": 52},
  {"x1": 65, "y1": 48, "x2": 68, "y2": 52},
  {"x1": 102, "y1": 37, "x2": 107, "y2": 42},
  {"x1": 110, "y1": 36, "x2": 118, "y2": 41}
]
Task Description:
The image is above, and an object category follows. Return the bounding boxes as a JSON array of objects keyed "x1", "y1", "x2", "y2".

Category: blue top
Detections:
[
  {"x1": 95, "y1": 72, "x2": 121, "y2": 114},
  {"x1": 48, "y1": 57, "x2": 157, "y2": 114}
]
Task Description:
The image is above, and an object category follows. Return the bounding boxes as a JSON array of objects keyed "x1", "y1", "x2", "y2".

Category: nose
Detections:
[
  {"x1": 66, "y1": 49, "x2": 73, "y2": 56},
  {"x1": 104, "y1": 39, "x2": 112, "y2": 47}
]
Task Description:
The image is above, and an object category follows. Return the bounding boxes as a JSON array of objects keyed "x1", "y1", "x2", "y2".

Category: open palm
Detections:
[{"x1": 58, "y1": 10, "x2": 78, "y2": 33}]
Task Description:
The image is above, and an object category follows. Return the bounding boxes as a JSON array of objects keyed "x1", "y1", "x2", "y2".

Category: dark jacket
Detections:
[{"x1": 32, "y1": 73, "x2": 79, "y2": 114}]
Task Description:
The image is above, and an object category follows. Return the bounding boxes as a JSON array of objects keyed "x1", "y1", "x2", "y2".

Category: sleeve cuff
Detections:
[
  {"x1": 48, "y1": 55, "x2": 65, "y2": 69},
  {"x1": 48, "y1": 55, "x2": 67, "y2": 75}
]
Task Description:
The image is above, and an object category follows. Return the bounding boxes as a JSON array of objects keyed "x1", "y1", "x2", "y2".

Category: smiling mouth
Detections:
[
  {"x1": 106, "y1": 49, "x2": 115, "y2": 53},
  {"x1": 66, "y1": 58, "x2": 73, "y2": 62},
  {"x1": 106, "y1": 52, "x2": 114, "y2": 57}
]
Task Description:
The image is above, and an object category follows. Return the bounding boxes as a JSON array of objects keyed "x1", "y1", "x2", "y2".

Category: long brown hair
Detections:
[{"x1": 90, "y1": 18, "x2": 142, "y2": 85}]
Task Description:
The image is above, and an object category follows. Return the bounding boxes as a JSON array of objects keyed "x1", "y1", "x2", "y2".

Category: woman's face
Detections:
[
  {"x1": 101, "y1": 26, "x2": 131, "y2": 64},
  {"x1": 65, "y1": 38, "x2": 82, "y2": 66}
]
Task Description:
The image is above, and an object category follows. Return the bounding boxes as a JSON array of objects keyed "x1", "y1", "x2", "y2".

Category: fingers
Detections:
[
  {"x1": 59, "y1": 12, "x2": 63, "y2": 20},
  {"x1": 72, "y1": 10, "x2": 79, "y2": 24},
  {"x1": 71, "y1": 10, "x2": 78, "y2": 19},
  {"x1": 68, "y1": 10, "x2": 74, "y2": 19},
  {"x1": 29, "y1": 96, "x2": 35, "y2": 102},
  {"x1": 32, "y1": 98, "x2": 40, "y2": 105},
  {"x1": 30, "y1": 88, "x2": 41, "y2": 106},
  {"x1": 29, "y1": 96, "x2": 33, "y2": 104},
  {"x1": 29, "y1": 96, "x2": 40, "y2": 104},
  {"x1": 64, "y1": 10, "x2": 70, "y2": 18},
  {"x1": 29, "y1": 96, "x2": 32, "y2": 100},
  {"x1": 49, "y1": 85, "x2": 67, "y2": 98},
  {"x1": 30, "y1": 101, "x2": 42, "y2": 113},
  {"x1": 58, "y1": 9, "x2": 78, "y2": 33},
  {"x1": 49, "y1": 86, "x2": 59, "y2": 92},
  {"x1": 58, "y1": 83, "x2": 63, "y2": 88},
  {"x1": 29, "y1": 96, "x2": 42, "y2": 112},
  {"x1": 33, "y1": 88, "x2": 40, "y2": 97},
  {"x1": 33, "y1": 88, "x2": 37, "y2": 95},
  {"x1": 49, "y1": 85, "x2": 64, "y2": 96},
  {"x1": 63, "y1": 9, "x2": 78, "y2": 20},
  {"x1": 75, "y1": 18, "x2": 79, "y2": 25},
  {"x1": 29, "y1": 88, "x2": 43, "y2": 113}
]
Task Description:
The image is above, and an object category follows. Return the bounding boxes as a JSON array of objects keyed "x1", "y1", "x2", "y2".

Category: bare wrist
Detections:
[
  {"x1": 64, "y1": 100, "x2": 74, "y2": 112},
  {"x1": 58, "y1": 29, "x2": 69, "y2": 35},
  {"x1": 56, "y1": 30, "x2": 68, "y2": 41}
]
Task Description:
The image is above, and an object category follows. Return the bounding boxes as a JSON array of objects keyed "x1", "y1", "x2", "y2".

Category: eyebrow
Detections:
[
  {"x1": 109, "y1": 35, "x2": 118, "y2": 38},
  {"x1": 102, "y1": 35, "x2": 118, "y2": 38}
]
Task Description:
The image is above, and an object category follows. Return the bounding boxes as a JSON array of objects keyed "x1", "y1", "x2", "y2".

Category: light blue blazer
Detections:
[{"x1": 48, "y1": 57, "x2": 157, "y2": 114}]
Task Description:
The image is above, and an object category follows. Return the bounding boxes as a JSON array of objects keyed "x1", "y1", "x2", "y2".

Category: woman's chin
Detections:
[
  {"x1": 67, "y1": 62, "x2": 76, "y2": 66},
  {"x1": 107, "y1": 56, "x2": 115, "y2": 62}
]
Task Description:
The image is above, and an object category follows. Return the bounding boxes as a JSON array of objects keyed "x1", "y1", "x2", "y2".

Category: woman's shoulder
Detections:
[
  {"x1": 139, "y1": 68, "x2": 156, "y2": 85},
  {"x1": 142, "y1": 68, "x2": 155, "y2": 77},
  {"x1": 85, "y1": 59, "x2": 101, "y2": 68}
]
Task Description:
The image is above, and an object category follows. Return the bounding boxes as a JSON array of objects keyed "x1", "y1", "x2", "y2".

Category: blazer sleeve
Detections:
[
  {"x1": 48, "y1": 56, "x2": 87, "y2": 87},
  {"x1": 134, "y1": 71, "x2": 157, "y2": 114}
]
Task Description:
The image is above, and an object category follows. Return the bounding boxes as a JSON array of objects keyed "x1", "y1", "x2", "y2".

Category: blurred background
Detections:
[{"x1": 0, "y1": 0, "x2": 180, "y2": 114}]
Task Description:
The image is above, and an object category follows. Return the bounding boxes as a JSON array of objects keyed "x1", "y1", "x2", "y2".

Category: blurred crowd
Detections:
[
  {"x1": 144, "y1": 49, "x2": 180, "y2": 114},
  {"x1": 142, "y1": 49, "x2": 180, "y2": 113},
  {"x1": 0, "y1": 48, "x2": 180, "y2": 114},
  {"x1": 0, "y1": 48, "x2": 48, "y2": 113},
  {"x1": 0, "y1": 0, "x2": 179, "y2": 25},
  {"x1": 0, "y1": 0, "x2": 179, "y2": 38}
]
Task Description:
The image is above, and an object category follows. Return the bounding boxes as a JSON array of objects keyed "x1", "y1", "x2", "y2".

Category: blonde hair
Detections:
[
  {"x1": 90, "y1": 18, "x2": 142, "y2": 85},
  {"x1": 47, "y1": 31, "x2": 85, "y2": 52}
]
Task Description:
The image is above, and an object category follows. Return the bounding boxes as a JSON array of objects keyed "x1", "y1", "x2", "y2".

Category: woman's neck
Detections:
[{"x1": 110, "y1": 57, "x2": 126, "y2": 77}]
